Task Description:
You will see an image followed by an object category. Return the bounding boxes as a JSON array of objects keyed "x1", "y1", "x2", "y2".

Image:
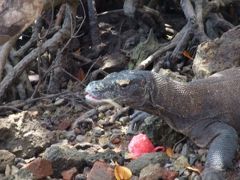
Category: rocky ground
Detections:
[
  {"x1": 0, "y1": 99, "x2": 199, "y2": 180},
  {"x1": 1, "y1": 1, "x2": 240, "y2": 180},
  {"x1": 1, "y1": 90, "x2": 240, "y2": 180}
]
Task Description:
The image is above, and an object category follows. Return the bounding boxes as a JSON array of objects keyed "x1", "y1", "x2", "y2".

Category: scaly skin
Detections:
[{"x1": 85, "y1": 69, "x2": 240, "y2": 179}]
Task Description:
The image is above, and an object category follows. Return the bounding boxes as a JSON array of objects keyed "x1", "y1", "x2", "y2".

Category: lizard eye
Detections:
[{"x1": 116, "y1": 79, "x2": 130, "y2": 88}]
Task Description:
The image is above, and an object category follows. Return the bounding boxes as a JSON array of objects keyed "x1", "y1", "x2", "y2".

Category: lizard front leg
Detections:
[
  {"x1": 127, "y1": 111, "x2": 151, "y2": 134},
  {"x1": 192, "y1": 122, "x2": 238, "y2": 180}
]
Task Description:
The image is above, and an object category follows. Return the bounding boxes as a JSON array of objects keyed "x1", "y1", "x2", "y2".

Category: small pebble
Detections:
[
  {"x1": 112, "y1": 129, "x2": 122, "y2": 134},
  {"x1": 16, "y1": 163, "x2": 24, "y2": 169},
  {"x1": 11, "y1": 165, "x2": 19, "y2": 175},
  {"x1": 177, "y1": 176, "x2": 188, "y2": 180},
  {"x1": 110, "y1": 134, "x2": 121, "y2": 144},
  {"x1": 65, "y1": 130, "x2": 76, "y2": 141},
  {"x1": 74, "y1": 127, "x2": 81, "y2": 135},
  {"x1": 76, "y1": 135, "x2": 85, "y2": 143},
  {"x1": 175, "y1": 143, "x2": 183, "y2": 153},
  {"x1": 188, "y1": 154, "x2": 198, "y2": 165},
  {"x1": 84, "y1": 109, "x2": 98, "y2": 117},
  {"x1": 114, "y1": 121, "x2": 122, "y2": 126},
  {"x1": 119, "y1": 116, "x2": 130, "y2": 125},
  {"x1": 98, "y1": 119, "x2": 105, "y2": 126},
  {"x1": 183, "y1": 169, "x2": 190, "y2": 176},
  {"x1": 107, "y1": 143, "x2": 115, "y2": 149},
  {"x1": 197, "y1": 149, "x2": 207, "y2": 156},
  {"x1": 14, "y1": 158, "x2": 26, "y2": 165},
  {"x1": 98, "y1": 112, "x2": 105, "y2": 119},
  {"x1": 101, "y1": 143, "x2": 110, "y2": 149},
  {"x1": 98, "y1": 136, "x2": 109, "y2": 147},
  {"x1": 164, "y1": 163, "x2": 173, "y2": 169},
  {"x1": 75, "y1": 174, "x2": 86, "y2": 180},
  {"x1": 74, "y1": 105, "x2": 83, "y2": 112},
  {"x1": 83, "y1": 167, "x2": 91, "y2": 174},
  {"x1": 190, "y1": 172, "x2": 201, "y2": 180},
  {"x1": 54, "y1": 98, "x2": 65, "y2": 106},
  {"x1": 181, "y1": 143, "x2": 188, "y2": 156},
  {"x1": 42, "y1": 110, "x2": 51, "y2": 117},
  {"x1": 92, "y1": 115, "x2": 98, "y2": 121},
  {"x1": 105, "y1": 110, "x2": 113, "y2": 116},
  {"x1": 98, "y1": 104, "x2": 113, "y2": 112},
  {"x1": 200, "y1": 153, "x2": 206, "y2": 163},
  {"x1": 5, "y1": 165, "x2": 11, "y2": 176},
  {"x1": 93, "y1": 127, "x2": 104, "y2": 137}
]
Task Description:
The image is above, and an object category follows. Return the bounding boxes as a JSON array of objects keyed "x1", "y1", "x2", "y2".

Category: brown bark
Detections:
[
  {"x1": 0, "y1": 2, "x2": 74, "y2": 102},
  {"x1": 0, "y1": 0, "x2": 43, "y2": 45}
]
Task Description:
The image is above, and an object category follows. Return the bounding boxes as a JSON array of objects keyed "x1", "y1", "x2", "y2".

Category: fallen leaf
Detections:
[
  {"x1": 114, "y1": 163, "x2": 132, "y2": 180},
  {"x1": 182, "y1": 50, "x2": 194, "y2": 60},
  {"x1": 75, "y1": 68, "x2": 85, "y2": 81},
  {"x1": 186, "y1": 166, "x2": 201, "y2": 174},
  {"x1": 166, "y1": 147, "x2": 174, "y2": 158}
]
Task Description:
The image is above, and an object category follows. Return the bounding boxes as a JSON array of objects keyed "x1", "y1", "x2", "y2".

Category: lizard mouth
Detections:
[
  {"x1": 85, "y1": 92, "x2": 104, "y2": 104},
  {"x1": 85, "y1": 92, "x2": 122, "y2": 108}
]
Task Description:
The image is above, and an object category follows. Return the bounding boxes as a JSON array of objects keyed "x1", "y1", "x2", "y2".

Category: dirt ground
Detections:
[{"x1": 1, "y1": 0, "x2": 240, "y2": 179}]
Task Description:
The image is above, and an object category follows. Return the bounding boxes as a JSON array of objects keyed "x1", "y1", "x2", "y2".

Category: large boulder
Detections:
[
  {"x1": 193, "y1": 26, "x2": 240, "y2": 78},
  {"x1": 0, "y1": 111, "x2": 56, "y2": 158}
]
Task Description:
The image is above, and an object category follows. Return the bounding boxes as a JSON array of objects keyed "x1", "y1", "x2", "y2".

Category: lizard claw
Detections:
[
  {"x1": 202, "y1": 168, "x2": 225, "y2": 180},
  {"x1": 127, "y1": 111, "x2": 151, "y2": 135}
]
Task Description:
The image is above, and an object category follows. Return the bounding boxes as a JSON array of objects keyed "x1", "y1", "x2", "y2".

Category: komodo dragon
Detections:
[{"x1": 85, "y1": 68, "x2": 240, "y2": 180}]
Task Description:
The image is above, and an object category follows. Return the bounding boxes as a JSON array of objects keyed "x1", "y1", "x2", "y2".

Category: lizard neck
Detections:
[{"x1": 134, "y1": 72, "x2": 190, "y2": 125}]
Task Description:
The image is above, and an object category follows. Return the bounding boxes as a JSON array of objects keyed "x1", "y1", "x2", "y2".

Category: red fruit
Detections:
[{"x1": 128, "y1": 133, "x2": 165, "y2": 158}]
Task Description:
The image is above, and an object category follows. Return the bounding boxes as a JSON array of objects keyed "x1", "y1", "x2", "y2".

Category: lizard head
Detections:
[{"x1": 85, "y1": 70, "x2": 152, "y2": 107}]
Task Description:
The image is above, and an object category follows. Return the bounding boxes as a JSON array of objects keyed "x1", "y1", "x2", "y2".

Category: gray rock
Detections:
[
  {"x1": 0, "y1": 150, "x2": 15, "y2": 173},
  {"x1": 3, "y1": 169, "x2": 33, "y2": 180},
  {"x1": 127, "y1": 152, "x2": 169, "y2": 175},
  {"x1": 139, "y1": 163, "x2": 178, "y2": 180},
  {"x1": 54, "y1": 98, "x2": 65, "y2": 106},
  {"x1": 193, "y1": 25, "x2": 240, "y2": 79},
  {"x1": 86, "y1": 150, "x2": 121, "y2": 164},
  {"x1": 76, "y1": 135, "x2": 86, "y2": 143},
  {"x1": 43, "y1": 144, "x2": 88, "y2": 177},
  {"x1": 0, "y1": 111, "x2": 56, "y2": 158}
]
